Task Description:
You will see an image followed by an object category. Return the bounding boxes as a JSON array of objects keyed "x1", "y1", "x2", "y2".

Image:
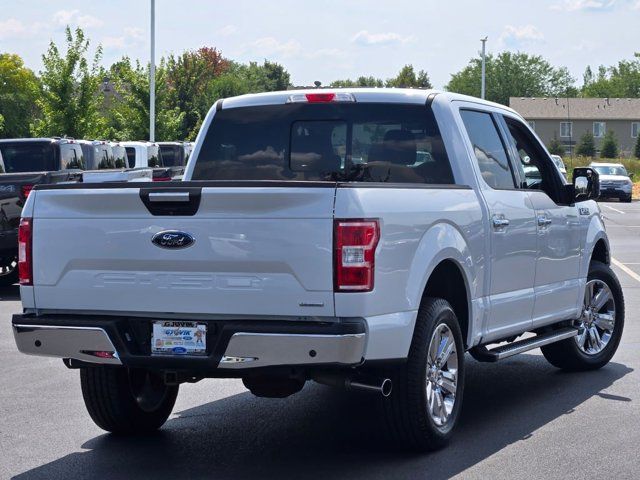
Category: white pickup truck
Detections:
[{"x1": 12, "y1": 89, "x2": 624, "y2": 451}]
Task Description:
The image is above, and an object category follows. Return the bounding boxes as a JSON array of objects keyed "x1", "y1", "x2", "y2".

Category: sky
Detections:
[{"x1": 1, "y1": 0, "x2": 639, "y2": 89}]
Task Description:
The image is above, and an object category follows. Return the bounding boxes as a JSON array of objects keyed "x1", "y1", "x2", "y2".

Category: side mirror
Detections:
[{"x1": 573, "y1": 167, "x2": 600, "y2": 202}]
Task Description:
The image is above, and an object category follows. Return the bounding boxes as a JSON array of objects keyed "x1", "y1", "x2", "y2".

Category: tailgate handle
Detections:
[
  {"x1": 148, "y1": 192, "x2": 190, "y2": 202},
  {"x1": 139, "y1": 188, "x2": 202, "y2": 216}
]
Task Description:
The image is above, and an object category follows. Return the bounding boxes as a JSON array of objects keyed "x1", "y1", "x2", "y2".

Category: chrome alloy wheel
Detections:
[
  {"x1": 426, "y1": 323, "x2": 458, "y2": 427},
  {"x1": 575, "y1": 279, "x2": 616, "y2": 355}
]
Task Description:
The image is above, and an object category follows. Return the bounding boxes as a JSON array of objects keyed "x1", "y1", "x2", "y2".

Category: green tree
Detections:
[
  {"x1": 548, "y1": 136, "x2": 565, "y2": 156},
  {"x1": 581, "y1": 53, "x2": 640, "y2": 98},
  {"x1": 386, "y1": 65, "x2": 432, "y2": 88},
  {"x1": 600, "y1": 130, "x2": 619, "y2": 158},
  {"x1": 32, "y1": 26, "x2": 104, "y2": 138},
  {"x1": 576, "y1": 132, "x2": 596, "y2": 157},
  {"x1": 330, "y1": 76, "x2": 384, "y2": 88},
  {"x1": 446, "y1": 51, "x2": 574, "y2": 106},
  {"x1": 0, "y1": 53, "x2": 41, "y2": 137},
  {"x1": 104, "y1": 57, "x2": 183, "y2": 141},
  {"x1": 634, "y1": 134, "x2": 640, "y2": 159}
]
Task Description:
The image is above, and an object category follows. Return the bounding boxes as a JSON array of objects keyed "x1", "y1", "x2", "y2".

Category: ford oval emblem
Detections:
[{"x1": 152, "y1": 230, "x2": 195, "y2": 249}]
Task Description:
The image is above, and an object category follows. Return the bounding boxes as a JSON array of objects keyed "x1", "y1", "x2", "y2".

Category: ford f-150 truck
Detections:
[{"x1": 12, "y1": 89, "x2": 624, "y2": 451}]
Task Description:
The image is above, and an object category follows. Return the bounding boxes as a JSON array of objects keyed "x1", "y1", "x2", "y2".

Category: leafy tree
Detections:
[
  {"x1": 104, "y1": 57, "x2": 183, "y2": 141},
  {"x1": 446, "y1": 51, "x2": 574, "y2": 106},
  {"x1": 386, "y1": 65, "x2": 432, "y2": 88},
  {"x1": 576, "y1": 132, "x2": 596, "y2": 157},
  {"x1": 32, "y1": 26, "x2": 104, "y2": 138},
  {"x1": 634, "y1": 134, "x2": 640, "y2": 159},
  {"x1": 330, "y1": 76, "x2": 384, "y2": 88},
  {"x1": 0, "y1": 53, "x2": 41, "y2": 138},
  {"x1": 600, "y1": 130, "x2": 619, "y2": 158},
  {"x1": 548, "y1": 136, "x2": 565, "y2": 156},
  {"x1": 581, "y1": 53, "x2": 640, "y2": 98}
]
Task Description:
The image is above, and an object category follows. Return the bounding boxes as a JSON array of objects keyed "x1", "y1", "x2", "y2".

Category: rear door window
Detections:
[
  {"x1": 160, "y1": 145, "x2": 183, "y2": 166},
  {"x1": 192, "y1": 103, "x2": 454, "y2": 184}
]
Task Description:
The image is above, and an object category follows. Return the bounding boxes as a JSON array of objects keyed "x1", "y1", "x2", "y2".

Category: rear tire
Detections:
[
  {"x1": 383, "y1": 297, "x2": 465, "y2": 451},
  {"x1": 541, "y1": 261, "x2": 624, "y2": 371},
  {"x1": 80, "y1": 367, "x2": 178, "y2": 434},
  {"x1": 623, "y1": 195, "x2": 632, "y2": 203}
]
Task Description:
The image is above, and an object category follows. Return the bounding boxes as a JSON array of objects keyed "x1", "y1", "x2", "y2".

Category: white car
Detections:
[
  {"x1": 590, "y1": 162, "x2": 633, "y2": 203},
  {"x1": 12, "y1": 89, "x2": 622, "y2": 451}
]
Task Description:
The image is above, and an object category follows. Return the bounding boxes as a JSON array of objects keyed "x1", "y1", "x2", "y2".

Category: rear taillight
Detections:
[
  {"x1": 21, "y1": 184, "x2": 34, "y2": 199},
  {"x1": 153, "y1": 176, "x2": 172, "y2": 182},
  {"x1": 334, "y1": 219, "x2": 380, "y2": 292},
  {"x1": 18, "y1": 217, "x2": 32, "y2": 286}
]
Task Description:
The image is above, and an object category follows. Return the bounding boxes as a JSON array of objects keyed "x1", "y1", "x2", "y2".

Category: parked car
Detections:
[
  {"x1": 78, "y1": 140, "x2": 152, "y2": 183},
  {"x1": 12, "y1": 89, "x2": 623, "y2": 452},
  {"x1": 590, "y1": 162, "x2": 633, "y2": 202},
  {"x1": 0, "y1": 137, "x2": 83, "y2": 286},
  {"x1": 550, "y1": 154, "x2": 567, "y2": 178},
  {"x1": 121, "y1": 141, "x2": 175, "y2": 181}
]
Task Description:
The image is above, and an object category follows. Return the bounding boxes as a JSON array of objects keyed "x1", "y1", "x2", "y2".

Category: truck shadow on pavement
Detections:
[{"x1": 13, "y1": 355, "x2": 632, "y2": 480}]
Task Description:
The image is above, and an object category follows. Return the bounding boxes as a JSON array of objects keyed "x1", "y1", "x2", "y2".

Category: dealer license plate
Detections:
[{"x1": 151, "y1": 321, "x2": 207, "y2": 355}]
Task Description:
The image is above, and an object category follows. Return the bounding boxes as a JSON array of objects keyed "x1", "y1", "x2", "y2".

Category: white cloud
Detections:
[
  {"x1": 101, "y1": 27, "x2": 145, "y2": 51},
  {"x1": 217, "y1": 25, "x2": 237, "y2": 36},
  {"x1": 53, "y1": 9, "x2": 104, "y2": 29},
  {"x1": 551, "y1": 0, "x2": 616, "y2": 11},
  {"x1": 0, "y1": 18, "x2": 45, "y2": 40},
  {"x1": 351, "y1": 30, "x2": 413, "y2": 46},
  {"x1": 632, "y1": 0, "x2": 640, "y2": 9},
  {"x1": 499, "y1": 25, "x2": 545, "y2": 48},
  {"x1": 248, "y1": 37, "x2": 302, "y2": 57}
]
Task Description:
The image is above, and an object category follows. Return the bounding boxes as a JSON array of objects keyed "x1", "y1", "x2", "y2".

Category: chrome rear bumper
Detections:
[
  {"x1": 13, "y1": 324, "x2": 122, "y2": 365},
  {"x1": 218, "y1": 332, "x2": 366, "y2": 369},
  {"x1": 12, "y1": 319, "x2": 366, "y2": 370}
]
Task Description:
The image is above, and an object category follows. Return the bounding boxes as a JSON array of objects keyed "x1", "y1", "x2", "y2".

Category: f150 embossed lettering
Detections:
[{"x1": 12, "y1": 89, "x2": 623, "y2": 450}]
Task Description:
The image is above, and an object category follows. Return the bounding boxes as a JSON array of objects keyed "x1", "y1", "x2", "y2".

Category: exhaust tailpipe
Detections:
[{"x1": 313, "y1": 374, "x2": 392, "y2": 397}]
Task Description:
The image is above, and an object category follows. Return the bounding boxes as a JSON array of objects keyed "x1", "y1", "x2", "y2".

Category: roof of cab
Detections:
[{"x1": 220, "y1": 88, "x2": 517, "y2": 115}]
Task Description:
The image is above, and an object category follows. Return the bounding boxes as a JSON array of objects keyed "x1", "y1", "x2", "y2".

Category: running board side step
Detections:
[{"x1": 470, "y1": 327, "x2": 579, "y2": 362}]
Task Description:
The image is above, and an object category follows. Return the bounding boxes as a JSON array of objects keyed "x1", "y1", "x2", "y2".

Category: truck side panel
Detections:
[{"x1": 334, "y1": 186, "x2": 485, "y2": 359}]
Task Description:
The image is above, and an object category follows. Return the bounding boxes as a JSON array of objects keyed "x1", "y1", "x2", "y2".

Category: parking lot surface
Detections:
[{"x1": 1, "y1": 200, "x2": 639, "y2": 480}]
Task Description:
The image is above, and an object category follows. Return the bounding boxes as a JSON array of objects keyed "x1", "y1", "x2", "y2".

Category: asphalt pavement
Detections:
[{"x1": 1, "y1": 200, "x2": 640, "y2": 480}]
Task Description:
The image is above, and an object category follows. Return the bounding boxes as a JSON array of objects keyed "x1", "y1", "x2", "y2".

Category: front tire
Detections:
[
  {"x1": 80, "y1": 367, "x2": 178, "y2": 434},
  {"x1": 541, "y1": 261, "x2": 624, "y2": 371},
  {"x1": 383, "y1": 297, "x2": 465, "y2": 451}
]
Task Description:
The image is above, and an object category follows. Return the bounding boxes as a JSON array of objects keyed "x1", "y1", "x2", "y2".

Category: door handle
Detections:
[
  {"x1": 492, "y1": 216, "x2": 510, "y2": 229},
  {"x1": 537, "y1": 216, "x2": 552, "y2": 227}
]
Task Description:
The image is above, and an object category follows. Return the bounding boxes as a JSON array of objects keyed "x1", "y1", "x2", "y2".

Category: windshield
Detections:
[
  {"x1": 0, "y1": 142, "x2": 56, "y2": 172},
  {"x1": 594, "y1": 166, "x2": 628, "y2": 176},
  {"x1": 192, "y1": 103, "x2": 454, "y2": 184}
]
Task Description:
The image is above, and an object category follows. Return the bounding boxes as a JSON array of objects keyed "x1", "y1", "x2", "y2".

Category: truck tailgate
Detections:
[{"x1": 31, "y1": 184, "x2": 336, "y2": 317}]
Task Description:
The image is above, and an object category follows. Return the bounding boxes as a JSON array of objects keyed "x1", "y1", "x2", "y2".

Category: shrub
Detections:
[
  {"x1": 600, "y1": 130, "x2": 619, "y2": 159},
  {"x1": 634, "y1": 134, "x2": 640, "y2": 159},
  {"x1": 576, "y1": 132, "x2": 596, "y2": 157},
  {"x1": 547, "y1": 136, "x2": 565, "y2": 156}
]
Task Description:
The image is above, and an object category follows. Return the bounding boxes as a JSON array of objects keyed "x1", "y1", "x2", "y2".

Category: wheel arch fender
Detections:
[
  {"x1": 582, "y1": 214, "x2": 610, "y2": 278},
  {"x1": 406, "y1": 222, "x2": 477, "y2": 348}
]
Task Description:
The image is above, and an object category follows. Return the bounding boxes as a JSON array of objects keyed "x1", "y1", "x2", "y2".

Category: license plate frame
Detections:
[{"x1": 151, "y1": 320, "x2": 207, "y2": 356}]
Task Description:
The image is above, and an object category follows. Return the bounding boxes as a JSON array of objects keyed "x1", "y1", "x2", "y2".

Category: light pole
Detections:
[
  {"x1": 149, "y1": 0, "x2": 156, "y2": 142},
  {"x1": 480, "y1": 36, "x2": 488, "y2": 99}
]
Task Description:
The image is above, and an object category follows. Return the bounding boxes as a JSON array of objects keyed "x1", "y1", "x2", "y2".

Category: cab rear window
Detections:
[{"x1": 192, "y1": 103, "x2": 454, "y2": 184}]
